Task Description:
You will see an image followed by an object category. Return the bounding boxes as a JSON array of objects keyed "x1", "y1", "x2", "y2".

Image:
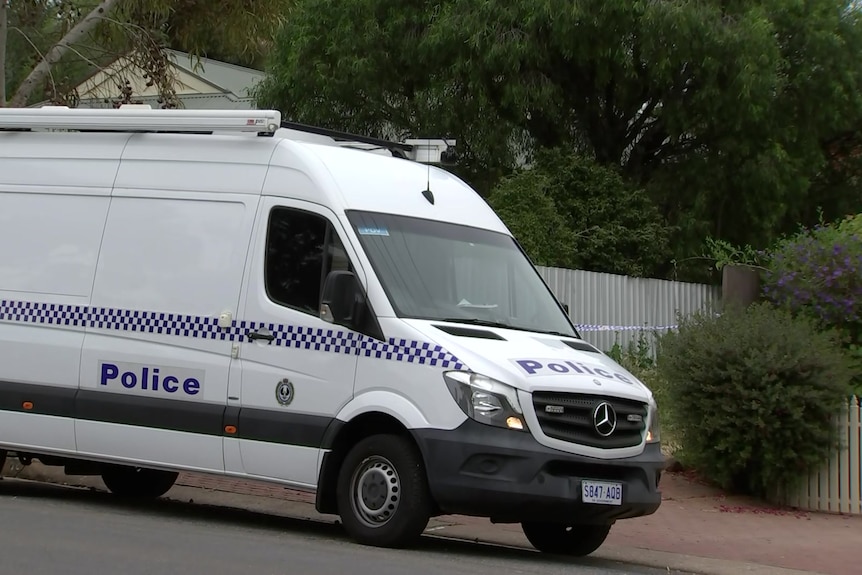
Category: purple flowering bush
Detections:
[{"x1": 762, "y1": 214, "x2": 862, "y2": 395}]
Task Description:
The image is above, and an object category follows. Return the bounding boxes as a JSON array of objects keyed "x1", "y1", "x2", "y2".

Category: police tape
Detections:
[{"x1": 574, "y1": 324, "x2": 678, "y2": 332}]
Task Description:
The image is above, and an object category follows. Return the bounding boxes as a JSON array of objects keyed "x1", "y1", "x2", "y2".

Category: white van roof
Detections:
[
  {"x1": 0, "y1": 105, "x2": 456, "y2": 164},
  {"x1": 0, "y1": 105, "x2": 506, "y2": 234}
]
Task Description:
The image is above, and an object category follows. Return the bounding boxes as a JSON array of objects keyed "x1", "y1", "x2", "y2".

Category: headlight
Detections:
[
  {"x1": 443, "y1": 371, "x2": 528, "y2": 431},
  {"x1": 646, "y1": 400, "x2": 661, "y2": 443}
]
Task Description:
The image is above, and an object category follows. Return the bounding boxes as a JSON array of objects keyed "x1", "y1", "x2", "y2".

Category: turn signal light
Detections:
[{"x1": 506, "y1": 416, "x2": 524, "y2": 430}]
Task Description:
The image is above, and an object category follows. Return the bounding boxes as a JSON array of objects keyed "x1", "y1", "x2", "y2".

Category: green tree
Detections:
[
  {"x1": 2, "y1": 0, "x2": 289, "y2": 108},
  {"x1": 488, "y1": 149, "x2": 671, "y2": 276},
  {"x1": 255, "y1": 0, "x2": 862, "y2": 280},
  {"x1": 485, "y1": 167, "x2": 577, "y2": 269}
]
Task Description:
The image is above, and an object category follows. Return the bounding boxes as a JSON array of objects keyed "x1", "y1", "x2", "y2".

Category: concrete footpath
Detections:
[{"x1": 2, "y1": 461, "x2": 858, "y2": 575}]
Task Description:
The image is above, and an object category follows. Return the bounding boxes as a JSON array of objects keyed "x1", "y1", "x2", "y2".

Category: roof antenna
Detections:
[{"x1": 421, "y1": 135, "x2": 435, "y2": 205}]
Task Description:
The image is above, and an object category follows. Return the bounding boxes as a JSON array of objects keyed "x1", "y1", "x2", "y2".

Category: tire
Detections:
[
  {"x1": 336, "y1": 434, "x2": 432, "y2": 548},
  {"x1": 521, "y1": 522, "x2": 612, "y2": 556},
  {"x1": 0, "y1": 450, "x2": 6, "y2": 475},
  {"x1": 101, "y1": 465, "x2": 178, "y2": 498}
]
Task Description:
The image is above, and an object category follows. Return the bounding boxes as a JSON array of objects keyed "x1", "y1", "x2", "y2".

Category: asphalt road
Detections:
[{"x1": 0, "y1": 478, "x2": 690, "y2": 575}]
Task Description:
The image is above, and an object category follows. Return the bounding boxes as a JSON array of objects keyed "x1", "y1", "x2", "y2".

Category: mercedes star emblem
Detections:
[{"x1": 593, "y1": 401, "x2": 617, "y2": 437}]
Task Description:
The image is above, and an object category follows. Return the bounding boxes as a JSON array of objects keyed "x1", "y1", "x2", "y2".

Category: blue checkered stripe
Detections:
[
  {"x1": 236, "y1": 321, "x2": 464, "y2": 368},
  {"x1": 0, "y1": 300, "x2": 465, "y2": 370},
  {"x1": 0, "y1": 300, "x2": 229, "y2": 339}
]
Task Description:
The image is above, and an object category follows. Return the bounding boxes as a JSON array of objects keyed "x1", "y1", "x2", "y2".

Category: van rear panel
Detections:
[{"x1": 0, "y1": 145, "x2": 116, "y2": 454}]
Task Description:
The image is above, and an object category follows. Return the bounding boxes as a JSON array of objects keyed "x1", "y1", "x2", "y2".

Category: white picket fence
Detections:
[{"x1": 782, "y1": 396, "x2": 862, "y2": 515}]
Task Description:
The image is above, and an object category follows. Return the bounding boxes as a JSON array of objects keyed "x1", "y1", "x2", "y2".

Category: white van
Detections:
[{"x1": 0, "y1": 106, "x2": 663, "y2": 555}]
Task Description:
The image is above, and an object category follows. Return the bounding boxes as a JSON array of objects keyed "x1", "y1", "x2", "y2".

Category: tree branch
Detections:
[
  {"x1": 0, "y1": 0, "x2": 7, "y2": 106},
  {"x1": 625, "y1": 98, "x2": 659, "y2": 146},
  {"x1": 10, "y1": 26, "x2": 60, "y2": 103},
  {"x1": 9, "y1": 0, "x2": 123, "y2": 108}
]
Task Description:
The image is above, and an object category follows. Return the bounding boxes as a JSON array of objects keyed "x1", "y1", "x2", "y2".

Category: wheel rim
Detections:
[{"x1": 350, "y1": 455, "x2": 401, "y2": 528}]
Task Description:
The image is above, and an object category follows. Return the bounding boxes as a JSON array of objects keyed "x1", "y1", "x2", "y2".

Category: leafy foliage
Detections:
[
  {"x1": 762, "y1": 214, "x2": 862, "y2": 394},
  {"x1": 255, "y1": 0, "x2": 862, "y2": 280},
  {"x1": 607, "y1": 330, "x2": 656, "y2": 372},
  {"x1": 657, "y1": 303, "x2": 854, "y2": 498},
  {"x1": 3, "y1": 0, "x2": 289, "y2": 107},
  {"x1": 487, "y1": 149, "x2": 671, "y2": 276},
  {"x1": 607, "y1": 331, "x2": 675, "y2": 445},
  {"x1": 123, "y1": 0, "x2": 290, "y2": 69},
  {"x1": 484, "y1": 168, "x2": 577, "y2": 268},
  {"x1": 764, "y1": 215, "x2": 862, "y2": 327},
  {"x1": 701, "y1": 237, "x2": 765, "y2": 270}
]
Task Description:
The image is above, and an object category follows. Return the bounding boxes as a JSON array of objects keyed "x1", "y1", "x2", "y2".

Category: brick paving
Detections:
[
  {"x1": 176, "y1": 470, "x2": 860, "y2": 575},
  {"x1": 177, "y1": 473, "x2": 316, "y2": 504}
]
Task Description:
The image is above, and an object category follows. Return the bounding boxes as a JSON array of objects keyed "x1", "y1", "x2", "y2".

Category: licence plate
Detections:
[{"x1": 581, "y1": 480, "x2": 622, "y2": 505}]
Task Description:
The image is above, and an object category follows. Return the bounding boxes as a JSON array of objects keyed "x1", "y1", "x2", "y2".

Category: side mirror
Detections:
[
  {"x1": 563, "y1": 303, "x2": 570, "y2": 315},
  {"x1": 321, "y1": 270, "x2": 366, "y2": 328}
]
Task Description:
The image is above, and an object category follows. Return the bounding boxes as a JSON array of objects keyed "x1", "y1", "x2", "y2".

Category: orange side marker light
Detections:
[
  {"x1": 22, "y1": 401, "x2": 34, "y2": 410},
  {"x1": 224, "y1": 425, "x2": 237, "y2": 435}
]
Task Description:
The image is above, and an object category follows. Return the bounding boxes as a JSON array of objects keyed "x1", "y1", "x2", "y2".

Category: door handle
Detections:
[{"x1": 246, "y1": 329, "x2": 275, "y2": 343}]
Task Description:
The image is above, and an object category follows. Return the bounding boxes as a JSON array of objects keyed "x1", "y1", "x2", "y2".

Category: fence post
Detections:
[
  {"x1": 851, "y1": 396, "x2": 861, "y2": 515},
  {"x1": 721, "y1": 264, "x2": 761, "y2": 308}
]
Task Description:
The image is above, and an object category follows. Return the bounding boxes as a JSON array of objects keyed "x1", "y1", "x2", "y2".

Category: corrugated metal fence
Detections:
[{"x1": 536, "y1": 266, "x2": 722, "y2": 354}]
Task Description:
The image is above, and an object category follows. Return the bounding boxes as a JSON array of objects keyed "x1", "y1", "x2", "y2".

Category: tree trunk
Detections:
[
  {"x1": 9, "y1": 0, "x2": 123, "y2": 108},
  {"x1": 0, "y1": 0, "x2": 8, "y2": 107}
]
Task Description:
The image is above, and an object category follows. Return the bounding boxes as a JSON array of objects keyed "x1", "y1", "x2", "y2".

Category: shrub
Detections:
[
  {"x1": 762, "y1": 214, "x2": 862, "y2": 395},
  {"x1": 763, "y1": 215, "x2": 862, "y2": 330},
  {"x1": 657, "y1": 302, "x2": 854, "y2": 498},
  {"x1": 607, "y1": 331, "x2": 678, "y2": 446},
  {"x1": 606, "y1": 330, "x2": 656, "y2": 370}
]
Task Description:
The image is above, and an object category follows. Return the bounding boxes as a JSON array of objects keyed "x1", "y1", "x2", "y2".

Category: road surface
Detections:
[{"x1": 0, "y1": 478, "x2": 692, "y2": 575}]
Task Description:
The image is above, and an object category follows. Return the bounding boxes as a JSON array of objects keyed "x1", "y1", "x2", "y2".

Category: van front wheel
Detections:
[
  {"x1": 336, "y1": 434, "x2": 432, "y2": 548},
  {"x1": 101, "y1": 465, "x2": 178, "y2": 498},
  {"x1": 521, "y1": 521, "x2": 612, "y2": 556}
]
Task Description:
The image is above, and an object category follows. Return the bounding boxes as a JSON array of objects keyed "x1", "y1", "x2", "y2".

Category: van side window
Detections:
[{"x1": 265, "y1": 207, "x2": 353, "y2": 315}]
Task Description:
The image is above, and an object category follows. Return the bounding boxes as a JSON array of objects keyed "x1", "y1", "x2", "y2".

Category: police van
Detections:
[{"x1": 0, "y1": 106, "x2": 663, "y2": 555}]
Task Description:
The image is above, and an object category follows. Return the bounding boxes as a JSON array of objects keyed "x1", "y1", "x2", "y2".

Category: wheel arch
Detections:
[{"x1": 316, "y1": 398, "x2": 432, "y2": 515}]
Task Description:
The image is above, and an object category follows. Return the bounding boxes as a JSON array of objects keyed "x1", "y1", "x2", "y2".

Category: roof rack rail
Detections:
[
  {"x1": 0, "y1": 105, "x2": 281, "y2": 134},
  {"x1": 279, "y1": 120, "x2": 457, "y2": 165},
  {"x1": 0, "y1": 104, "x2": 457, "y2": 165},
  {"x1": 280, "y1": 120, "x2": 412, "y2": 153}
]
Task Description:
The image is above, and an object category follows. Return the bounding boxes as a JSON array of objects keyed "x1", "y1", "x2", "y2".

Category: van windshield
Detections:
[{"x1": 346, "y1": 210, "x2": 577, "y2": 337}]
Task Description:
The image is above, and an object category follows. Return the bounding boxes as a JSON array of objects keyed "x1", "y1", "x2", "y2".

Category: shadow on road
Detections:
[{"x1": 0, "y1": 477, "x2": 656, "y2": 573}]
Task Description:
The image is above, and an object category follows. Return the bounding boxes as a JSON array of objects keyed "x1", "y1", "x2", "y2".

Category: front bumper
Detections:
[{"x1": 412, "y1": 419, "x2": 664, "y2": 524}]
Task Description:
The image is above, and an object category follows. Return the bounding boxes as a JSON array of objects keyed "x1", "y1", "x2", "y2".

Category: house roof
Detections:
[
  {"x1": 161, "y1": 49, "x2": 266, "y2": 98},
  {"x1": 42, "y1": 49, "x2": 266, "y2": 109}
]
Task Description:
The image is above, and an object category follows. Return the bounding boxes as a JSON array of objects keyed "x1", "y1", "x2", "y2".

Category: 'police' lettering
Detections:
[
  {"x1": 510, "y1": 357, "x2": 635, "y2": 385},
  {"x1": 515, "y1": 360, "x2": 543, "y2": 374},
  {"x1": 99, "y1": 361, "x2": 204, "y2": 396}
]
